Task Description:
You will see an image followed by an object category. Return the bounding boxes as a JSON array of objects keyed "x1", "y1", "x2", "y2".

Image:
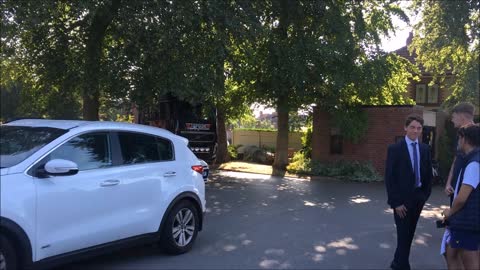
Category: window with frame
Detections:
[
  {"x1": 415, "y1": 83, "x2": 439, "y2": 104},
  {"x1": 428, "y1": 84, "x2": 439, "y2": 103},
  {"x1": 415, "y1": 84, "x2": 426, "y2": 103},
  {"x1": 47, "y1": 133, "x2": 112, "y2": 171},
  {"x1": 330, "y1": 135, "x2": 343, "y2": 155},
  {"x1": 118, "y1": 132, "x2": 173, "y2": 164}
]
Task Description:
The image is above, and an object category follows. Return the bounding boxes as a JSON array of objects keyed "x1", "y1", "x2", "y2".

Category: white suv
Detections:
[{"x1": 0, "y1": 119, "x2": 206, "y2": 270}]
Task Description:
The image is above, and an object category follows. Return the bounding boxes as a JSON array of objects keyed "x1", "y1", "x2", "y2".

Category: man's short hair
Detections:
[
  {"x1": 452, "y1": 102, "x2": 475, "y2": 117},
  {"x1": 458, "y1": 124, "x2": 480, "y2": 147},
  {"x1": 405, "y1": 113, "x2": 424, "y2": 127}
]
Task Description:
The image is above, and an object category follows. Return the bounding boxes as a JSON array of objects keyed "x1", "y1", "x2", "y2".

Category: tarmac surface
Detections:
[{"x1": 57, "y1": 171, "x2": 448, "y2": 269}]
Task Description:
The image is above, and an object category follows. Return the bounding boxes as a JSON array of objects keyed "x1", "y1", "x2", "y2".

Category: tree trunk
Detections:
[
  {"x1": 271, "y1": 0, "x2": 291, "y2": 174},
  {"x1": 311, "y1": 105, "x2": 322, "y2": 162},
  {"x1": 215, "y1": 108, "x2": 230, "y2": 164},
  {"x1": 273, "y1": 95, "x2": 289, "y2": 171},
  {"x1": 82, "y1": 0, "x2": 121, "y2": 120}
]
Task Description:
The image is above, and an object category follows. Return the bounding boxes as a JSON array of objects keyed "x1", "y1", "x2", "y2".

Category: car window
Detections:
[
  {"x1": 118, "y1": 132, "x2": 173, "y2": 164},
  {"x1": 48, "y1": 133, "x2": 112, "y2": 171},
  {"x1": 0, "y1": 125, "x2": 67, "y2": 168},
  {"x1": 156, "y1": 137, "x2": 174, "y2": 161}
]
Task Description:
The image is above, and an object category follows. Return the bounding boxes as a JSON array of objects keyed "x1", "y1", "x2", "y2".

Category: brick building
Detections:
[
  {"x1": 312, "y1": 105, "x2": 428, "y2": 175},
  {"x1": 312, "y1": 33, "x2": 456, "y2": 175}
]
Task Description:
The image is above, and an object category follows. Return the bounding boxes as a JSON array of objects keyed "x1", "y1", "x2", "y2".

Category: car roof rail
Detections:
[{"x1": 3, "y1": 117, "x2": 47, "y2": 124}]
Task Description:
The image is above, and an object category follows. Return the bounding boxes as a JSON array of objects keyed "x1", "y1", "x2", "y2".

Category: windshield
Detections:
[{"x1": 0, "y1": 125, "x2": 67, "y2": 168}]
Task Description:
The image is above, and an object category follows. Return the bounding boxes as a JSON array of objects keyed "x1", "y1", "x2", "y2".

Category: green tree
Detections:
[
  {"x1": 410, "y1": 0, "x2": 479, "y2": 108},
  {"x1": 235, "y1": 0, "x2": 414, "y2": 170},
  {"x1": 214, "y1": 79, "x2": 252, "y2": 163},
  {"x1": 2, "y1": 1, "x2": 211, "y2": 120},
  {"x1": 168, "y1": 0, "x2": 260, "y2": 164},
  {"x1": 2, "y1": 0, "x2": 125, "y2": 120},
  {"x1": 1, "y1": 1, "x2": 85, "y2": 119}
]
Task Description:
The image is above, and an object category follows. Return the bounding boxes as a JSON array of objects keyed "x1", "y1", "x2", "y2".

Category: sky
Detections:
[
  {"x1": 380, "y1": 20, "x2": 412, "y2": 52},
  {"x1": 380, "y1": 1, "x2": 419, "y2": 52}
]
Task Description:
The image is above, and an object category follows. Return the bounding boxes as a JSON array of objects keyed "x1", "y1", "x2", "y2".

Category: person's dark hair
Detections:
[
  {"x1": 452, "y1": 102, "x2": 475, "y2": 117},
  {"x1": 458, "y1": 124, "x2": 480, "y2": 147},
  {"x1": 405, "y1": 114, "x2": 424, "y2": 127}
]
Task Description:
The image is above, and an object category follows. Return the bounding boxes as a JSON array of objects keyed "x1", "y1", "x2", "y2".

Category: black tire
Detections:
[
  {"x1": 160, "y1": 200, "x2": 199, "y2": 255},
  {"x1": 0, "y1": 235, "x2": 17, "y2": 270}
]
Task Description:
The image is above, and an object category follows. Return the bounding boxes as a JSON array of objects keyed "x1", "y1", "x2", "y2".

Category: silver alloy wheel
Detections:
[
  {"x1": 0, "y1": 252, "x2": 6, "y2": 270},
  {"x1": 172, "y1": 208, "x2": 195, "y2": 247}
]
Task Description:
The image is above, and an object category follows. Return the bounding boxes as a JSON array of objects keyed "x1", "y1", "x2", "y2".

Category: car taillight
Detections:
[{"x1": 191, "y1": 165, "x2": 203, "y2": 174}]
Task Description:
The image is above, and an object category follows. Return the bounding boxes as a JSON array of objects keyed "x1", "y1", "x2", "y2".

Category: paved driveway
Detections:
[{"x1": 58, "y1": 171, "x2": 448, "y2": 269}]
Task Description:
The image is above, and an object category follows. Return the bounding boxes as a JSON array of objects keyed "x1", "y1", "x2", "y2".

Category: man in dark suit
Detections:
[{"x1": 385, "y1": 114, "x2": 433, "y2": 270}]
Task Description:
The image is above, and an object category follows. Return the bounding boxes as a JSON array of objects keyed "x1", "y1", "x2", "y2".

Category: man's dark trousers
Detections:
[
  {"x1": 392, "y1": 189, "x2": 425, "y2": 270},
  {"x1": 385, "y1": 139, "x2": 432, "y2": 270}
]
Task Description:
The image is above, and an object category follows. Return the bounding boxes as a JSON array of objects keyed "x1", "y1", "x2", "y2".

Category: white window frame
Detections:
[{"x1": 415, "y1": 84, "x2": 426, "y2": 104}]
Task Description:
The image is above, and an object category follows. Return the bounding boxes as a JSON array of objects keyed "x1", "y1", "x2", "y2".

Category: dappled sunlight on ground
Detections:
[
  {"x1": 314, "y1": 245, "x2": 327, "y2": 253},
  {"x1": 265, "y1": 249, "x2": 285, "y2": 256},
  {"x1": 258, "y1": 259, "x2": 291, "y2": 269},
  {"x1": 383, "y1": 203, "x2": 449, "y2": 220},
  {"x1": 219, "y1": 161, "x2": 274, "y2": 175},
  {"x1": 206, "y1": 200, "x2": 234, "y2": 216},
  {"x1": 306, "y1": 237, "x2": 361, "y2": 263},
  {"x1": 379, "y1": 243, "x2": 391, "y2": 249},
  {"x1": 413, "y1": 233, "x2": 432, "y2": 247},
  {"x1": 421, "y1": 203, "x2": 449, "y2": 219},
  {"x1": 327, "y1": 237, "x2": 359, "y2": 250},
  {"x1": 242, "y1": 239, "x2": 253, "y2": 246},
  {"x1": 349, "y1": 195, "x2": 371, "y2": 204},
  {"x1": 200, "y1": 232, "x2": 253, "y2": 256},
  {"x1": 204, "y1": 172, "x2": 446, "y2": 269},
  {"x1": 303, "y1": 200, "x2": 335, "y2": 209},
  {"x1": 258, "y1": 249, "x2": 291, "y2": 269},
  {"x1": 223, "y1": 244, "x2": 237, "y2": 252}
]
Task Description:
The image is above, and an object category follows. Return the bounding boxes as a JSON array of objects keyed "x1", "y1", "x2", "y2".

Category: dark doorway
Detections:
[{"x1": 422, "y1": 126, "x2": 435, "y2": 157}]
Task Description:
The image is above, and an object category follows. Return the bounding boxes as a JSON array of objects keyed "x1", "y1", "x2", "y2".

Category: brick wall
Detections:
[{"x1": 313, "y1": 106, "x2": 424, "y2": 176}]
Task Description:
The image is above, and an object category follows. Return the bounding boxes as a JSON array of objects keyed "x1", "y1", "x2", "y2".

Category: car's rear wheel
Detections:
[
  {"x1": 160, "y1": 200, "x2": 199, "y2": 255},
  {"x1": 0, "y1": 235, "x2": 17, "y2": 270}
]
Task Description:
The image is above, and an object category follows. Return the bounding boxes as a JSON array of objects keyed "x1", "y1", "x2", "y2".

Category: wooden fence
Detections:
[{"x1": 232, "y1": 130, "x2": 303, "y2": 153}]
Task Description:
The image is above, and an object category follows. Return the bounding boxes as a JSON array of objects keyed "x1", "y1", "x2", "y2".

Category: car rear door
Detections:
[{"x1": 111, "y1": 131, "x2": 181, "y2": 235}]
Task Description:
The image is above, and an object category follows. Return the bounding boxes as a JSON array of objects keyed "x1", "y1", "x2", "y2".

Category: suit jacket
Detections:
[{"x1": 385, "y1": 139, "x2": 433, "y2": 209}]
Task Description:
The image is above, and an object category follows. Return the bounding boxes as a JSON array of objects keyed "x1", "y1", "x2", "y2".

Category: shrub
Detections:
[
  {"x1": 261, "y1": 145, "x2": 276, "y2": 154},
  {"x1": 243, "y1": 145, "x2": 268, "y2": 164},
  {"x1": 301, "y1": 124, "x2": 312, "y2": 158},
  {"x1": 287, "y1": 152, "x2": 381, "y2": 182},
  {"x1": 228, "y1": 144, "x2": 242, "y2": 160}
]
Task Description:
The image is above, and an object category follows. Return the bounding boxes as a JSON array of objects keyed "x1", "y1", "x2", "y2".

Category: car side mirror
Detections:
[{"x1": 43, "y1": 159, "x2": 79, "y2": 176}]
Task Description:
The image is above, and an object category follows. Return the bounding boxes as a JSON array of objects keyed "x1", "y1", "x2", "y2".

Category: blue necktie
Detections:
[{"x1": 411, "y1": 142, "x2": 420, "y2": 187}]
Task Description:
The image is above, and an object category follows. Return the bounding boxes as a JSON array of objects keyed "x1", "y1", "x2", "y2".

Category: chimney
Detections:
[{"x1": 406, "y1": 32, "x2": 413, "y2": 46}]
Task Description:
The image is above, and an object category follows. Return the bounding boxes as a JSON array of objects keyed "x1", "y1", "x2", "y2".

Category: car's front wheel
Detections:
[
  {"x1": 160, "y1": 200, "x2": 199, "y2": 255},
  {"x1": 0, "y1": 235, "x2": 17, "y2": 270}
]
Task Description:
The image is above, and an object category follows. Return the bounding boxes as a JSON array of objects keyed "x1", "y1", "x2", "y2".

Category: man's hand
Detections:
[
  {"x1": 443, "y1": 209, "x2": 451, "y2": 220},
  {"x1": 444, "y1": 185, "x2": 454, "y2": 196},
  {"x1": 395, "y1": 205, "x2": 408, "y2": 219}
]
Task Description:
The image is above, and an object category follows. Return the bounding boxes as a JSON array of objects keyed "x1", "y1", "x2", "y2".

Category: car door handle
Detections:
[
  {"x1": 100, "y1": 179, "x2": 120, "y2": 187},
  {"x1": 163, "y1": 172, "x2": 177, "y2": 177}
]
